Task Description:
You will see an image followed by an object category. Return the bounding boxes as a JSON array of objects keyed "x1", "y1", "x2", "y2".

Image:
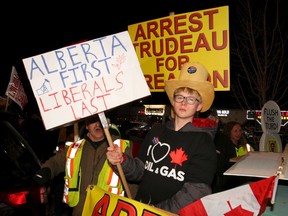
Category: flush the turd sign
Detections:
[{"x1": 259, "y1": 100, "x2": 282, "y2": 152}]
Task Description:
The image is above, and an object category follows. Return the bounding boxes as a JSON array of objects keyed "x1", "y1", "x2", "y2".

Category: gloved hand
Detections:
[{"x1": 33, "y1": 167, "x2": 51, "y2": 185}]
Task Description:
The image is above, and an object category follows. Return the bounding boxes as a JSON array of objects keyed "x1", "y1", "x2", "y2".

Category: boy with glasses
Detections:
[{"x1": 107, "y1": 62, "x2": 217, "y2": 214}]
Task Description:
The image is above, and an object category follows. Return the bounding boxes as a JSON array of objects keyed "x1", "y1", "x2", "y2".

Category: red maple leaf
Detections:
[
  {"x1": 170, "y1": 148, "x2": 188, "y2": 168},
  {"x1": 224, "y1": 201, "x2": 253, "y2": 216}
]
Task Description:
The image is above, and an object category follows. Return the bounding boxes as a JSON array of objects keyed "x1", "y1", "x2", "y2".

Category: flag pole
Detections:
[
  {"x1": 5, "y1": 96, "x2": 10, "y2": 112},
  {"x1": 271, "y1": 156, "x2": 284, "y2": 204},
  {"x1": 271, "y1": 175, "x2": 279, "y2": 204}
]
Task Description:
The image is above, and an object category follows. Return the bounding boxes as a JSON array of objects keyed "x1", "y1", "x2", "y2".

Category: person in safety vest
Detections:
[
  {"x1": 213, "y1": 120, "x2": 254, "y2": 192},
  {"x1": 33, "y1": 114, "x2": 133, "y2": 216}
]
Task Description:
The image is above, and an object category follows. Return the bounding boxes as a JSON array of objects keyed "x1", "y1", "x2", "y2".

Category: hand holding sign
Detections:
[{"x1": 98, "y1": 111, "x2": 132, "y2": 199}]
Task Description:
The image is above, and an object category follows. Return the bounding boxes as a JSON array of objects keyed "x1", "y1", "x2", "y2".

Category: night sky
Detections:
[{"x1": 1, "y1": 0, "x2": 235, "y2": 110}]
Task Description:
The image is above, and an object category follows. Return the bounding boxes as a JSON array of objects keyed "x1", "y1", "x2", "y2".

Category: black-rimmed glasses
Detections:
[{"x1": 173, "y1": 95, "x2": 200, "y2": 105}]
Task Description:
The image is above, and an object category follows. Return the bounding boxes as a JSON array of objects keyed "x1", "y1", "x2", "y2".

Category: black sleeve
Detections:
[{"x1": 155, "y1": 182, "x2": 211, "y2": 214}]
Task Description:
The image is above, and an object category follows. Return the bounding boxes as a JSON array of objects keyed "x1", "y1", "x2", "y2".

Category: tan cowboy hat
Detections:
[{"x1": 164, "y1": 62, "x2": 214, "y2": 112}]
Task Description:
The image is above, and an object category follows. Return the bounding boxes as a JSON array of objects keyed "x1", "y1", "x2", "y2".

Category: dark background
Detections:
[{"x1": 1, "y1": 1, "x2": 232, "y2": 109}]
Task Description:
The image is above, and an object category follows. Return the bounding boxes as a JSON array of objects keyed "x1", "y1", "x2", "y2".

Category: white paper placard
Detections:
[
  {"x1": 23, "y1": 31, "x2": 151, "y2": 130},
  {"x1": 224, "y1": 149, "x2": 288, "y2": 180}
]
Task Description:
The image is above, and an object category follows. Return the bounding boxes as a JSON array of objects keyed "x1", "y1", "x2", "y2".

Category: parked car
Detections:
[{"x1": 0, "y1": 113, "x2": 49, "y2": 216}]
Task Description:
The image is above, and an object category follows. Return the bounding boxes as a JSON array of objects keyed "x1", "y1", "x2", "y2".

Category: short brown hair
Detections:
[{"x1": 85, "y1": 115, "x2": 100, "y2": 125}]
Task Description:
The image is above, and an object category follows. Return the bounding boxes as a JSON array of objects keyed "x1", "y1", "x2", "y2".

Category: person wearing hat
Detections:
[
  {"x1": 107, "y1": 62, "x2": 218, "y2": 214},
  {"x1": 33, "y1": 115, "x2": 133, "y2": 216}
]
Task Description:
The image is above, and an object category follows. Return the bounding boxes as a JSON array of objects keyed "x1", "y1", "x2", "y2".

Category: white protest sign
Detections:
[
  {"x1": 260, "y1": 100, "x2": 281, "y2": 134},
  {"x1": 23, "y1": 31, "x2": 151, "y2": 130},
  {"x1": 259, "y1": 100, "x2": 282, "y2": 152}
]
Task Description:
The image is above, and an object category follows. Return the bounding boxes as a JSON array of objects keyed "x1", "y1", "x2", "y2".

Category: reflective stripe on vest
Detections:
[
  {"x1": 97, "y1": 139, "x2": 130, "y2": 196},
  {"x1": 63, "y1": 139, "x2": 84, "y2": 207}
]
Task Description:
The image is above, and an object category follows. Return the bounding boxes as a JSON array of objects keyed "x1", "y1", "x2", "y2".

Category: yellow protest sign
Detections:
[
  {"x1": 128, "y1": 6, "x2": 230, "y2": 92},
  {"x1": 82, "y1": 185, "x2": 176, "y2": 216}
]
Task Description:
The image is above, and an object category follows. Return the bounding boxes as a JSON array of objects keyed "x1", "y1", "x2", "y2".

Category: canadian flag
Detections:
[{"x1": 179, "y1": 176, "x2": 276, "y2": 216}]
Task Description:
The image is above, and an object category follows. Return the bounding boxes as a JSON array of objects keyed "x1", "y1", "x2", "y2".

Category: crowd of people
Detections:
[{"x1": 33, "y1": 62, "x2": 258, "y2": 215}]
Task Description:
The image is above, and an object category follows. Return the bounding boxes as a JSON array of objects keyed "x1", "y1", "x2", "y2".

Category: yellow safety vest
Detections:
[
  {"x1": 63, "y1": 139, "x2": 84, "y2": 207},
  {"x1": 235, "y1": 144, "x2": 254, "y2": 157},
  {"x1": 63, "y1": 139, "x2": 130, "y2": 207}
]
